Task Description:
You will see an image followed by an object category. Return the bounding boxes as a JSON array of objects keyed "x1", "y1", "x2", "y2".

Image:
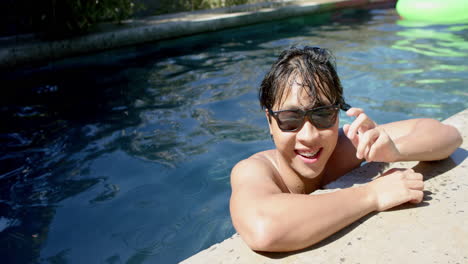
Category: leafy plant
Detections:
[
  {"x1": 48, "y1": 0, "x2": 138, "y2": 36},
  {"x1": 2, "y1": 0, "x2": 139, "y2": 38},
  {"x1": 153, "y1": 0, "x2": 253, "y2": 15}
]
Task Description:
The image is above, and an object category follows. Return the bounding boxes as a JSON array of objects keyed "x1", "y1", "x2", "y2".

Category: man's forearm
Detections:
[
  {"x1": 243, "y1": 185, "x2": 375, "y2": 252},
  {"x1": 393, "y1": 119, "x2": 462, "y2": 161}
]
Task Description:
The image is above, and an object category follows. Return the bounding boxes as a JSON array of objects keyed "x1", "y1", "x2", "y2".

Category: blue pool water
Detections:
[{"x1": 1, "y1": 7, "x2": 467, "y2": 264}]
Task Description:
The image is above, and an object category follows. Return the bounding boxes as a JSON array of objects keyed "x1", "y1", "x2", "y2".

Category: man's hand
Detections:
[
  {"x1": 343, "y1": 108, "x2": 401, "y2": 162},
  {"x1": 366, "y1": 168, "x2": 424, "y2": 211}
]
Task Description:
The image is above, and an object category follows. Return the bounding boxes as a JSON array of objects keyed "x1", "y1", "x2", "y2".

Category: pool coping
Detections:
[
  {"x1": 0, "y1": 0, "x2": 396, "y2": 69},
  {"x1": 180, "y1": 108, "x2": 468, "y2": 264}
]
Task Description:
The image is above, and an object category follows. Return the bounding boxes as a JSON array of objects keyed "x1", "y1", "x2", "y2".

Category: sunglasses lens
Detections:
[
  {"x1": 272, "y1": 105, "x2": 342, "y2": 131},
  {"x1": 276, "y1": 111, "x2": 303, "y2": 131},
  {"x1": 309, "y1": 108, "x2": 338, "y2": 128}
]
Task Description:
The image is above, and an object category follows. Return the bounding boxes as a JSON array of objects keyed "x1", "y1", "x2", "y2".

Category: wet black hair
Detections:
[{"x1": 259, "y1": 46, "x2": 345, "y2": 110}]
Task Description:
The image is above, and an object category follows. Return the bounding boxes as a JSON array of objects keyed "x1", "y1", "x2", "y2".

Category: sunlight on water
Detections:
[{"x1": 392, "y1": 28, "x2": 468, "y2": 57}]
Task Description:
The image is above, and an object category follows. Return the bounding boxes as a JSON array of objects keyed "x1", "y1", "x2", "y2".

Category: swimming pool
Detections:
[{"x1": 1, "y1": 7, "x2": 467, "y2": 264}]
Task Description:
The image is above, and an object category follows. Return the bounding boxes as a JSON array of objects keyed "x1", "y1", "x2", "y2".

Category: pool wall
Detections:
[
  {"x1": 181, "y1": 108, "x2": 468, "y2": 263},
  {"x1": 0, "y1": 0, "x2": 396, "y2": 69}
]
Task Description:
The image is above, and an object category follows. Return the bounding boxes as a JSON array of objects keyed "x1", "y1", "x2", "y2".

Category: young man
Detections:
[{"x1": 229, "y1": 46, "x2": 462, "y2": 252}]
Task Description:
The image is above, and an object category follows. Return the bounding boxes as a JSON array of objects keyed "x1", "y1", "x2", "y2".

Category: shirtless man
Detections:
[{"x1": 229, "y1": 46, "x2": 462, "y2": 252}]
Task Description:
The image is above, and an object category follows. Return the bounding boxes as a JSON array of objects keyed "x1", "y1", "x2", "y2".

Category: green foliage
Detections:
[
  {"x1": 8, "y1": 0, "x2": 138, "y2": 38},
  {"x1": 50, "y1": 0, "x2": 138, "y2": 35},
  {"x1": 153, "y1": 0, "x2": 252, "y2": 15}
]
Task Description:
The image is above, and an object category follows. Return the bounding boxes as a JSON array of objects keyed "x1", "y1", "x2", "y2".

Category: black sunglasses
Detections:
[{"x1": 268, "y1": 103, "x2": 351, "y2": 132}]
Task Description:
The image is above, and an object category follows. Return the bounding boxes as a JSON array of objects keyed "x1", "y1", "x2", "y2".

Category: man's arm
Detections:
[
  {"x1": 380, "y1": 118, "x2": 462, "y2": 161},
  {"x1": 230, "y1": 158, "x2": 423, "y2": 252},
  {"x1": 343, "y1": 108, "x2": 462, "y2": 162}
]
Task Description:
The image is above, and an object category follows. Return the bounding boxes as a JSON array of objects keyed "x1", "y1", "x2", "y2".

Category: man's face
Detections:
[{"x1": 268, "y1": 77, "x2": 339, "y2": 180}]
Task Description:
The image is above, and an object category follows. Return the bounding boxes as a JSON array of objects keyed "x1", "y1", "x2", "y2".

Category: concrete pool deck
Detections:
[
  {"x1": 0, "y1": 0, "x2": 396, "y2": 69},
  {"x1": 181, "y1": 108, "x2": 468, "y2": 263}
]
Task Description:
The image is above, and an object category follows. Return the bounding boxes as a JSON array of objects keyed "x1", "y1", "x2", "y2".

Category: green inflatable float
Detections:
[{"x1": 396, "y1": 0, "x2": 468, "y2": 24}]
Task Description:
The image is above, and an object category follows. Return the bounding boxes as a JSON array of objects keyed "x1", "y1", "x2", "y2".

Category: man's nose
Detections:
[{"x1": 296, "y1": 118, "x2": 319, "y2": 141}]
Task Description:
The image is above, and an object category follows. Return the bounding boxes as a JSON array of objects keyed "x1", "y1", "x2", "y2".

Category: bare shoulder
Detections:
[{"x1": 231, "y1": 150, "x2": 285, "y2": 194}]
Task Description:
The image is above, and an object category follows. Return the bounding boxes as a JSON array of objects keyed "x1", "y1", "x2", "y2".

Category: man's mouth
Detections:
[{"x1": 295, "y1": 148, "x2": 322, "y2": 161}]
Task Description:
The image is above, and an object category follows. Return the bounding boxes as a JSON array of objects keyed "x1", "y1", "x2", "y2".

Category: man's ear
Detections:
[{"x1": 265, "y1": 109, "x2": 271, "y2": 123}]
